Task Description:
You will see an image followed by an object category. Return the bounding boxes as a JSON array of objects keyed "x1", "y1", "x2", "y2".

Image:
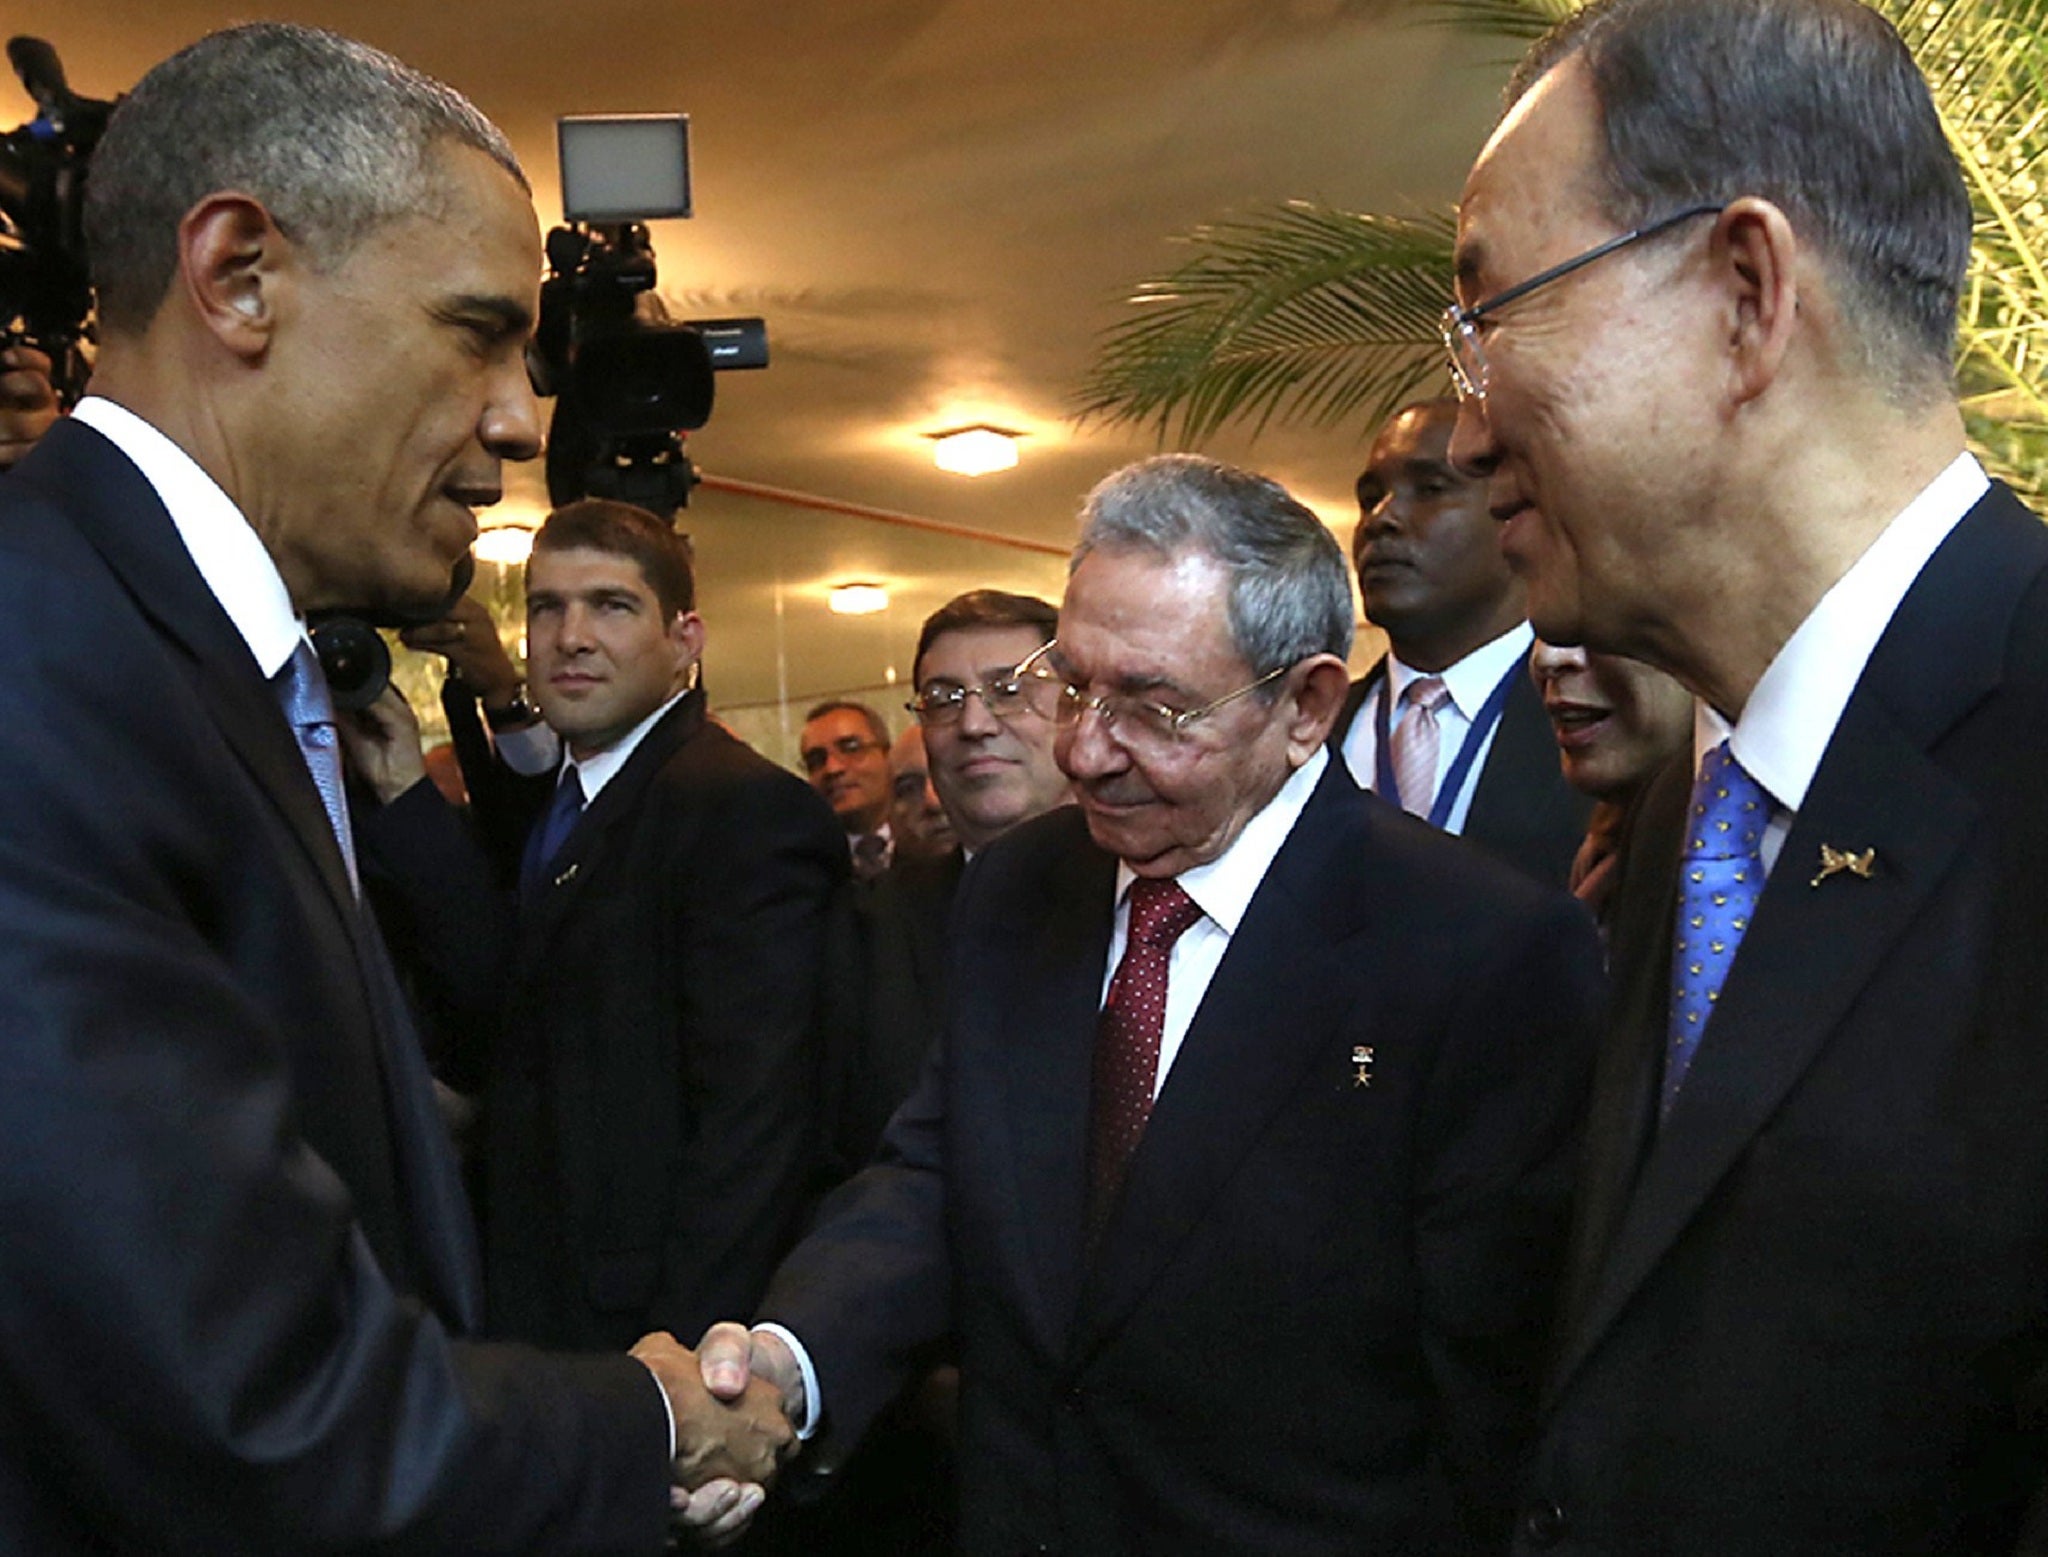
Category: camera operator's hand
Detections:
[
  {"x1": 339, "y1": 685, "x2": 430, "y2": 807},
  {"x1": 400, "y1": 595, "x2": 534, "y2": 724},
  {"x1": 0, "y1": 345, "x2": 61, "y2": 471}
]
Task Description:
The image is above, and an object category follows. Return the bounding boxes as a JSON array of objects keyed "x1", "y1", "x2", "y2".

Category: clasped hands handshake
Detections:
[{"x1": 630, "y1": 1323, "x2": 807, "y2": 1546}]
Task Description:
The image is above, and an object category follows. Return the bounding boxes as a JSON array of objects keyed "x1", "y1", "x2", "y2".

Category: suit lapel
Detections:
[
  {"x1": 996, "y1": 831, "x2": 1117, "y2": 1350},
  {"x1": 1069, "y1": 766, "x2": 1369, "y2": 1362},
  {"x1": 1548, "y1": 484, "x2": 2047, "y2": 1401}
]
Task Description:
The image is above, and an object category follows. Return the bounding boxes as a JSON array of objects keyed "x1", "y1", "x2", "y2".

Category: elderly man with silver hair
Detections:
[
  {"x1": 0, "y1": 22, "x2": 783, "y2": 1553},
  {"x1": 695, "y1": 452, "x2": 1605, "y2": 1556}
]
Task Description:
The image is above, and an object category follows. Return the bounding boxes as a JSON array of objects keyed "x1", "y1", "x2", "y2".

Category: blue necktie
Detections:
[
  {"x1": 1665, "y1": 741, "x2": 1769, "y2": 1118},
  {"x1": 522, "y1": 765, "x2": 586, "y2": 895},
  {"x1": 275, "y1": 638, "x2": 359, "y2": 896}
]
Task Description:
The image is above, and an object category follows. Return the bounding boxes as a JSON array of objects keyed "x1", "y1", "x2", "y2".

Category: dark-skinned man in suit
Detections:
[
  {"x1": 1447, "y1": 0, "x2": 2048, "y2": 1550},
  {"x1": 697, "y1": 453, "x2": 1605, "y2": 1556},
  {"x1": 0, "y1": 23, "x2": 785, "y2": 1552},
  {"x1": 1333, "y1": 398, "x2": 1589, "y2": 887}
]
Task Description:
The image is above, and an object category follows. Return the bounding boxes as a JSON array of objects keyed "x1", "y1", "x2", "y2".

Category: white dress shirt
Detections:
[
  {"x1": 1697, "y1": 450, "x2": 1988, "y2": 875},
  {"x1": 1103, "y1": 746, "x2": 1326, "y2": 1095},
  {"x1": 1340, "y1": 621, "x2": 1534, "y2": 832}
]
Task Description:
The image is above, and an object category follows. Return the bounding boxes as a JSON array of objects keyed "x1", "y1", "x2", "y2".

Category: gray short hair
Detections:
[
  {"x1": 1508, "y1": 0, "x2": 1968, "y2": 400},
  {"x1": 85, "y1": 23, "x2": 527, "y2": 334},
  {"x1": 1072, "y1": 454, "x2": 1355, "y2": 681}
]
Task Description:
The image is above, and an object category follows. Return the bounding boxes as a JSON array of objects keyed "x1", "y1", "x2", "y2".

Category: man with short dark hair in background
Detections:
[
  {"x1": 827, "y1": 587, "x2": 1070, "y2": 1174},
  {"x1": 802, "y1": 699, "x2": 895, "y2": 879},
  {"x1": 0, "y1": 24, "x2": 783, "y2": 1551},
  {"x1": 349, "y1": 500, "x2": 844, "y2": 1384},
  {"x1": 1334, "y1": 397, "x2": 1588, "y2": 886},
  {"x1": 706, "y1": 454, "x2": 1604, "y2": 1557},
  {"x1": 1449, "y1": 0, "x2": 2048, "y2": 1549}
]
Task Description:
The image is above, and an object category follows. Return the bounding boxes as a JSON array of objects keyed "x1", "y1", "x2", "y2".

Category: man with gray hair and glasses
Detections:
[
  {"x1": 696, "y1": 453, "x2": 1604, "y2": 1555},
  {"x1": 1446, "y1": 0, "x2": 2048, "y2": 1550},
  {"x1": 0, "y1": 23, "x2": 782, "y2": 1552}
]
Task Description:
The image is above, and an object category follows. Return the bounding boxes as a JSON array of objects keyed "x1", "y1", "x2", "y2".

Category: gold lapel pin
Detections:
[
  {"x1": 1810, "y1": 844, "x2": 1876, "y2": 889},
  {"x1": 552, "y1": 862, "x2": 580, "y2": 888},
  {"x1": 1351, "y1": 1045, "x2": 1375, "y2": 1088}
]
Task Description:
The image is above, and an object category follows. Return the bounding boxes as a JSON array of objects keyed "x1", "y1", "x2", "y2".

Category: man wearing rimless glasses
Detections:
[
  {"x1": 1444, "y1": 1, "x2": 2048, "y2": 1553},
  {"x1": 698, "y1": 453, "x2": 1603, "y2": 1555}
]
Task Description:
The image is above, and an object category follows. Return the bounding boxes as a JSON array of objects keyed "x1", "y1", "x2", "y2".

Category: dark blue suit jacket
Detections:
[
  {"x1": 1518, "y1": 483, "x2": 2048, "y2": 1556},
  {"x1": 763, "y1": 761, "x2": 1605, "y2": 1556},
  {"x1": 0, "y1": 419, "x2": 668, "y2": 1553}
]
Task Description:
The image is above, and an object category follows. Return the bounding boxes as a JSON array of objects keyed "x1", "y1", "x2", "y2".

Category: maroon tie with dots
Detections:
[{"x1": 1088, "y1": 876, "x2": 1206, "y2": 1243}]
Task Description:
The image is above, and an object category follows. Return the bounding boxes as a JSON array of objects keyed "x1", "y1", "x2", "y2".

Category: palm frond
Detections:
[
  {"x1": 1073, "y1": 203, "x2": 1455, "y2": 446},
  {"x1": 1414, "y1": 0, "x2": 1575, "y2": 41}
]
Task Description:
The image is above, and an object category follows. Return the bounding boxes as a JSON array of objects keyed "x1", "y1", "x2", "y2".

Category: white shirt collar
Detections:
[
  {"x1": 1387, "y1": 620, "x2": 1534, "y2": 721},
  {"x1": 1113, "y1": 745, "x2": 1327, "y2": 937},
  {"x1": 70, "y1": 396, "x2": 303, "y2": 679},
  {"x1": 563, "y1": 687, "x2": 690, "y2": 803},
  {"x1": 1703, "y1": 450, "x2": 1987, "y2": 809}
]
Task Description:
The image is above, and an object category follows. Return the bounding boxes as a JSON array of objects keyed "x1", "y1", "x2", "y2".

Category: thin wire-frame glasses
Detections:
[
  {"x1": 1014, "y1": 640, "x2": 1291, "y2": 750},
  {"x1": 1441, "y1": 202, "x2": 1724, "y2": 401}
]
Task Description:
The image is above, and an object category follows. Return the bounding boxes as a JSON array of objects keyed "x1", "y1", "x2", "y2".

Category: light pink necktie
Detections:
[{"x1": 1389, "y1": 675, "x2": 1449, "y2": 818}]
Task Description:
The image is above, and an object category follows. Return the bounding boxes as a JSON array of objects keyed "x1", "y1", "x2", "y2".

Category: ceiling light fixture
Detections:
[
  {"x1": 829, "y1": 582, "x2": 890, "y2": 615},
  {"x1": 930, "y1": 424, "x2": 1021, "y2": 477},
  {"x1": 473, "y1": 524, "x2": 537, "y2": 566}
]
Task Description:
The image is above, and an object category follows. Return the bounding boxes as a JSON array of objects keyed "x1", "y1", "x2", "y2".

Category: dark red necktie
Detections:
[{"x1": 1088, "y1": 876, "x2": 1204, "y2": 1241}]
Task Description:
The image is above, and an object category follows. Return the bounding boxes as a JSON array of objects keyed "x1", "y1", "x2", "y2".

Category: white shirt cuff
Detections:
[
  {"x1": 494, "y1": 719, "x2": 561, "y2": 776},
  {"x1": 751, "y1": 1322, "x2": 822, "y2": 1439},
  {"x1": 637, "y1": 1357, "x2": 677, "y2": 1460}
]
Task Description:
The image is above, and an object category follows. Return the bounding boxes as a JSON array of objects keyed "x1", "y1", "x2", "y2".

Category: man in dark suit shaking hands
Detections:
[
  {"x1": 0, "y1": 23, "x2": 783, "y2": 1552},
  {"x1": 699, "y1": 453, "x2": 1605, "y2": 1556},
  {"x1": 1447, "y1": 1, "x2": 2048, "y2": 1551}
]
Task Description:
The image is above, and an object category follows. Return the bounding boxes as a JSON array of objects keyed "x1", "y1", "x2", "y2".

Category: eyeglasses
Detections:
[
  {"x1": 800, "y1": 735, "x2": 884, "y2": 774},
  {"x1": 1013, "y1": 640, "x2": 1292, "y2": 751},
  {"x1": 905, "y1": 661, "x2": 1042, "y2": 727},
  {"x1": 1440, "y1": 203, "x2": 1724, "y2": 402}
]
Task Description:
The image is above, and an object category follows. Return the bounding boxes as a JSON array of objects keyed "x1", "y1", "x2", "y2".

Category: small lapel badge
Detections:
[
  {"x1": 1351, "y1": 1045, "x2": 1375, "y2": 1089},
  {"x1": 1810, "y1": 844, "x2": 1876, "y2": 889},
  {"x1": 552, "y1": 862, "x2": 580, "y2": 889}
]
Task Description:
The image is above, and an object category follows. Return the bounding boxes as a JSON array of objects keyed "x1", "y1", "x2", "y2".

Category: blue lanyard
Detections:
[{"x1": 1373, "y1": 659, "x2": 1521, "y2": 829}]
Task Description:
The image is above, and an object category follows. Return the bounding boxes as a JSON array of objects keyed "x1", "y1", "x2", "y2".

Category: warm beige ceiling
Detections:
[{"x1": 9, "y1": 0, "x2": 1510, "y2": 761}]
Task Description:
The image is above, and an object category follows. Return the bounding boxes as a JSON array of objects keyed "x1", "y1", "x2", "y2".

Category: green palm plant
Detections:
[{"x1": 1075, "y1": 0, "x2": 2048, "y2": 507}]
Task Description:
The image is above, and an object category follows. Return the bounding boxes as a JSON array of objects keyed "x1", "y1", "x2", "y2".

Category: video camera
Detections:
[
  {"x1": 0, "y1": 36, "x2": 114, "y2": 405},
  {"x1": 530, "y1": 114, "x2": 766, "y2": 517}
]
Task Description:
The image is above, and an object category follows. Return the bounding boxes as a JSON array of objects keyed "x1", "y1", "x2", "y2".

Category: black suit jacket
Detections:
[
  {"x1": 818, "y1": 846, "x2": 964, "y2": 1184},
  {"x1": 1517, "y1": 484, "x2": 2048, "y2": 1557},
  {"x1": 0, "y1": 419, "x2": 667, "y2": 1553},
  {"x1": 763, "y1": 762, "x2": 1605, "y2": 1556},
  {"x1": 363, "y1": 691, "x2": 846, "y2": 1352},
  {"x1": 1333, "y1": 654, "x2": 1589, "y2": 889}
]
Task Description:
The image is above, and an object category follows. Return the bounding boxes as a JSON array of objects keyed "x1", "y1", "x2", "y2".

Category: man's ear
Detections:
[
  {"x1": 669, "y1": 609, "x2": 707, "y2": 674},
  {"x1": 1283, "y1": 653, "x2": 1354, "y2": 763},
  {"x1": 176, "y1": 193, "x2": 288, "y2": 359},
  {"x1": 1715, "y1": 197, "x2": 1800, "y2": 407}
]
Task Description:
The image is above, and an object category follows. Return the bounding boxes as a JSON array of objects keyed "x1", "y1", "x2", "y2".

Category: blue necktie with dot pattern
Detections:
[{"x1": 1664, "y1": 741, "x2": 1769, "y2": 1120}]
